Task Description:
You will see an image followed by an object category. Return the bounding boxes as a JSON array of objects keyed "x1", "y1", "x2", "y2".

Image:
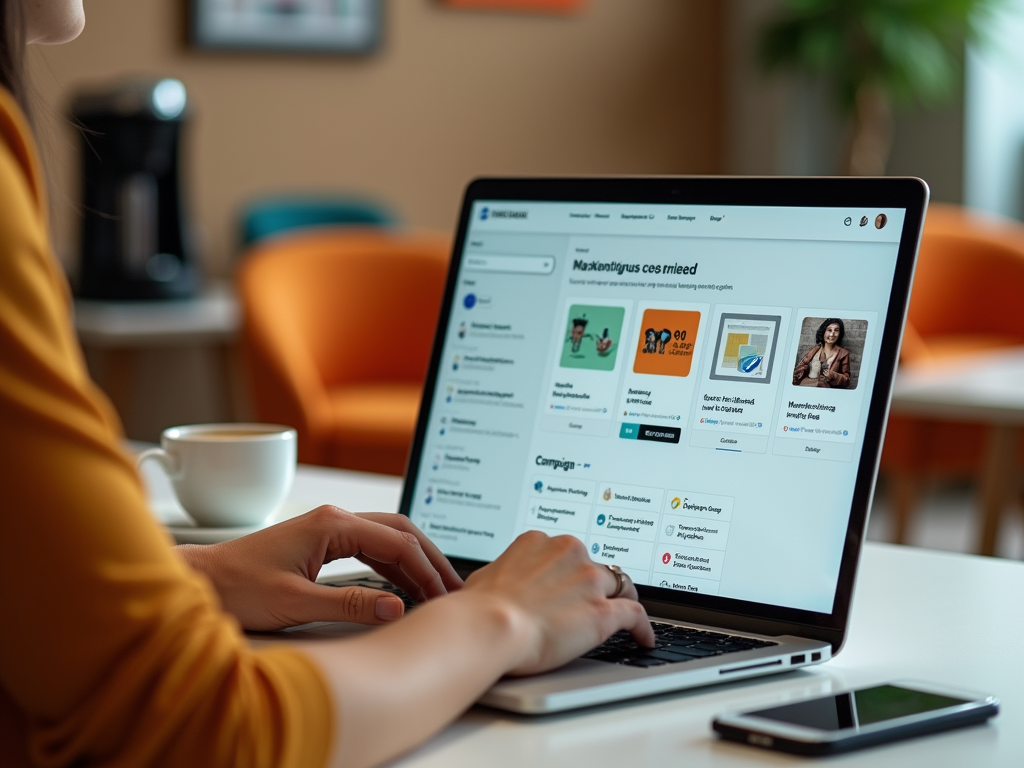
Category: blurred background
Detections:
[{"x1": 26, "y1": 0, "x2": 1024, "y2": 557}]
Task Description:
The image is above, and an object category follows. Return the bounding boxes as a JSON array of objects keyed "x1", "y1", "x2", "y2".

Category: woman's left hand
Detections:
[{"x1": 175, "y1": 506, "x2": 464, "y2": 631}]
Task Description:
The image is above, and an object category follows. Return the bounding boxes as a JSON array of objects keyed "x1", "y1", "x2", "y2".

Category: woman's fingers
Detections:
[
  {"x1": 293, "y1": 582, "x2": 406, "y2": 626},
  {"x1": 356, "y1": 513, "x2": 464, "y2": 592},
  {"x1": 353, "y1": 557, "x2": 430, "y2": 603},
  {"x1": 318, "y1": 510, "x2": 451, "y2": 600}
]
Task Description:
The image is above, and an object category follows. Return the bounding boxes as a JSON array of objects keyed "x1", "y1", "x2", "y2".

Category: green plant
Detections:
[{"x1": 758, "y1": 0, "x2": 1001, "y2": 175}]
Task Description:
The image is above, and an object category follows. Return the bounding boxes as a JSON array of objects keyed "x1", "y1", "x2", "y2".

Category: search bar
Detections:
[{"x1": 463, "y1": 254, "x2": 555, "y2": 275}]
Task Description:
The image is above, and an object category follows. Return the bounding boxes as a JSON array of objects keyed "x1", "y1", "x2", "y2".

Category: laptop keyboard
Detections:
[
  {"x1": 582, "y1": 622, "x2": 777, "y2": 668},
  {"x1": 324, "y1": 580, "x2": 777, "y2": 666}
]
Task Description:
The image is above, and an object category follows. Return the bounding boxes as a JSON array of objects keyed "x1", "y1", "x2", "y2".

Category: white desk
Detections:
[
  {"x1": 141, "y1": 462, "x2": 1024, "y2": 767},
  {"x1": 891, "y1": 348, "x2": 1024, "y2": 555}
]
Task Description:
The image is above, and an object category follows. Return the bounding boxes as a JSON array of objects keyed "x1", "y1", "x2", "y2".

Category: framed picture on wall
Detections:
[
  {"x1": 191, "y1": 0, "x2": 382, "y2": 54},
  {"x1": 439, "y1": 0, "x2": 584, "y2": 12}
]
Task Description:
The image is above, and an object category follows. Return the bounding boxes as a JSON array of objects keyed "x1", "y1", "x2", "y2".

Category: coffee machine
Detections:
[{"x1": 73, "y1": 79, "x2": 197, "y2": 300}]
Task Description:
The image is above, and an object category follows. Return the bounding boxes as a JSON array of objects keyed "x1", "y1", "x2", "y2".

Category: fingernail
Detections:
[{"x1": 375, "y1": 596, "x2": 403, "y2": 621}]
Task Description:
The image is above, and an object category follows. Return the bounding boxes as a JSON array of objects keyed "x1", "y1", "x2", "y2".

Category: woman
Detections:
[
  {"x1": 0, "y1": 3, "x2": 653, "y2": 767},
  {"x1": 793, "y1": 318, "x2": 852, "y2": 389}
]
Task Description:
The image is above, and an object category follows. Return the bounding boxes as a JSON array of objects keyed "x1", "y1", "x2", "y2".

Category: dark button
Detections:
[{"x1": 636, "y1": 424, "x2": 682, "y2": 444}]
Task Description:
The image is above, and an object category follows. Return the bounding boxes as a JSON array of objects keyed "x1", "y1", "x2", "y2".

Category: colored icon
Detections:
[
  {"x1": 670, "y1": 496, "x2": 681, "y2": 509},
  {"x1": 463, "y1": 293, "x2": 477, "y2": 309},
  {"x1": 665, "y1": 525, "x2": 674, "y2": 536},
  {"x1": 660, "y1": 580, "x2": 670, "y2": 588},
  {"x1": 783, "y1": 425, "x2": 788, "y2": 432},
  {"x1": 591, "y1": 543, "x2": 600, "y2": 555},
  {"x1": 844, "y1": 216, "x2": 852, "y2": 226},
  {"x1": 597, "y1": 514, "x2": 606, "y2": 526},
  {"x1": 859, "y1": 216, "x2": 869, "y2": 227},
  {"x1": 602, "y1": 488, "x2": 612, "y2": 501},
  {"x1": 534, "y1": 480, "x2": 543, "y2": 492},
  {"x1": 425, "y1": 487, "x2": 433, "y2": 505},
  {"x1": 662, "y1": 552, "x2": 672, "y2": 565}
]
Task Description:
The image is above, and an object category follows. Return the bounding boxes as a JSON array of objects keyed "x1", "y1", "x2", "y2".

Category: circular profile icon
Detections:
[
  {"x1": 670, "y1": 496, "x2": 681, "y2": 510},
  {"x1": 875, "y1": 213, "x2": 888, "y2": 229},
  {"x1": 844, "y1": 216, "x2": 852, "y2": 226},
  {"x1": 662, "y1": 552, "x2": 672, "y2": 565},
  {"x1": 424, "y1": 487, "x2": 433, "y2": 505},
  {"x1": 665, "y1": 525, "x2": 674, "y2": 537},
  {"x1": 591, "y1": 543, "x2": 600, "y2": 555},
  {"x1": 597, "y1": 514, "x2": 606, "y2": 526},
  {"x1": 463, "y1": 293, "x2": 476, "y2": 309}
]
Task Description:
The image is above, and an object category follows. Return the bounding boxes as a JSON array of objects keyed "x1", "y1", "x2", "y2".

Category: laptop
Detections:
[{"x1": 324, "y1": 176, "x2": 928, "y2": 714}]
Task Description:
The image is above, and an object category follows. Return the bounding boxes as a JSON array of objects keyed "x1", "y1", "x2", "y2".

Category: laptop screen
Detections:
[{"x1": 406, "y1": 197, "x2": 907, "y2": 616}]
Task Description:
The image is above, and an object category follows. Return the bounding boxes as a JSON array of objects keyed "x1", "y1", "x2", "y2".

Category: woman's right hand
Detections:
[{"x1": 461, "y1": 530, "x2": 655, "y2": 676}]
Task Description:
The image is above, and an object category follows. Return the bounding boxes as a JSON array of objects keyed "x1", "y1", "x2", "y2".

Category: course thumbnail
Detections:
[
  {"x1": 709, "y1": 313, "x2": 782, "y2": 385},
  {"x1": 792, "y1": 316, "x2": 868, "y2": 390},
  {"x1": 559, "y1": 304, "x2": 625, "y2": 372},
  {"x1": 632, "y1": 308, "x2": 701, "y2": 377}
]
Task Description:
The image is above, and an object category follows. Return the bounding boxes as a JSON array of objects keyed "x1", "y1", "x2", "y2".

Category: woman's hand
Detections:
[
  {"x1": 460, "y1": 530, "x2": 654, "y2": 676},
  {"x1": 176, "y1": 506, "x2": 463, "y2": 631}
]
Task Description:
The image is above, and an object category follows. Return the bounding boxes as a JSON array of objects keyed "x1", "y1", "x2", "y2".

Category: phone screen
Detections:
[{"x1": 748, "y1": 685, "x2": 970, "y2": 731}]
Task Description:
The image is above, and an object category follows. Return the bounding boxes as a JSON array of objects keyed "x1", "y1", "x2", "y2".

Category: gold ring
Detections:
[{"x1": 606, "y1": 564, "x2": 625, "y2": 598}]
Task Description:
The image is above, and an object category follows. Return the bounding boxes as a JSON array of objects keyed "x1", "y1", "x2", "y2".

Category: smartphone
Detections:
[{"x1": 712, "y1": 682, "x2": 999, "y2": 755}]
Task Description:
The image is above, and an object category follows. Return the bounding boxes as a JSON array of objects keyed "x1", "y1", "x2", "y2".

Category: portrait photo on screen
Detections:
[{"x1": 792, "y1": 316, "x2": 868, "y2": 390}]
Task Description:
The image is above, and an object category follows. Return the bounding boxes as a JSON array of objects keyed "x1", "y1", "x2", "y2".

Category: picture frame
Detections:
[{"x1": 190, "y1": 0, "x2": 382, "y2": 54}]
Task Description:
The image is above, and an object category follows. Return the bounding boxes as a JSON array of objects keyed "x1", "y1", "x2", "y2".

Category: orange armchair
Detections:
[
  {"x1": 880, "y1": 203, "x2": 1024, "y2": 543},
  {"x1": 237, "y1": 229, "x2": 450, "y2": 475}
]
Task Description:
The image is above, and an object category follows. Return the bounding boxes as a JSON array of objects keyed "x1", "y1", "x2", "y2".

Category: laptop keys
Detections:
[{"x1": 582, "y1": 622, "x2": 777, "y2": 667}]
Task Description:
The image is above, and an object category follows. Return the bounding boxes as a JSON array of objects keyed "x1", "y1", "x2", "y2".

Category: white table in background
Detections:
[
  {"x1": 890, "y1": 347, "x2": 1024, "y2": 555},
  {"x1": 140, "y1": 461, "x2": 1024, "y2": 768},
  {"x1": 75, "y1": 281, "x2": 242, "y2": 423}
]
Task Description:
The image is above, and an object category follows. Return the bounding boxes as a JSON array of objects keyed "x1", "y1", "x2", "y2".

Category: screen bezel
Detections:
[{"x1": 400, "y1": 176, "x2": 929, "y2": 652}]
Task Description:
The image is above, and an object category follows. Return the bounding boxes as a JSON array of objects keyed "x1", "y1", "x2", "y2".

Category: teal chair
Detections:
[{"x1": 239, "y1": 196, "x2": 398, "y2": 249}]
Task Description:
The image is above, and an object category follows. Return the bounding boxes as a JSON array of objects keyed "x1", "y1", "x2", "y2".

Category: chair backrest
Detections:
[
  {"x1": 237, "y1": 229, "x2": 450, "y2": 453},
  {"x1": 240, "y1": 196, "x2": 397, "y2": 249},
  {"x1": 904, "y1": 203, "x2": 1024, "y2": 358}
]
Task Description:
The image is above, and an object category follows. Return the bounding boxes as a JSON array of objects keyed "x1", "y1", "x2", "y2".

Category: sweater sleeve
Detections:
[{"x1": 0, "y1": 91, "x2": 332, "y2": 768}]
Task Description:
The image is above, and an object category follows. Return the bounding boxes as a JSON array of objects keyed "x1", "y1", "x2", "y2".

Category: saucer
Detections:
[{"x1": 150, "y1": 500, "x2": 309, "y2": 544}]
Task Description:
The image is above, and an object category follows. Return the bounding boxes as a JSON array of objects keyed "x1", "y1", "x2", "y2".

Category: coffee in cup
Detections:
[{"x1": 137, "y1": 423, "x2": 297, "y2": 527}]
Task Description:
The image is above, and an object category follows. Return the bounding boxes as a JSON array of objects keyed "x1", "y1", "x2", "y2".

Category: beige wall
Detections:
[{"x1": 28, "y1": 0, "x2": 723, "y2": 275}]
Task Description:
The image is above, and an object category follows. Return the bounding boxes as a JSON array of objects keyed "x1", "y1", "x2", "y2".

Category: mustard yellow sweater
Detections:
[{"x1": 0, "y1": 88, "x2": 332, "y2": 768}]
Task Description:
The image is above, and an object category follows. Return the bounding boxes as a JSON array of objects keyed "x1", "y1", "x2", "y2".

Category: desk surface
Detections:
[{"x1": 140, "y1": 462, "x2": 1023, "y2": 767}]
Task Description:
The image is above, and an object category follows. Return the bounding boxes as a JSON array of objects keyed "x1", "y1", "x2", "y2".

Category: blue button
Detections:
[{"x1": 619, "y1": 422, "x2": 640, "y2": 439}]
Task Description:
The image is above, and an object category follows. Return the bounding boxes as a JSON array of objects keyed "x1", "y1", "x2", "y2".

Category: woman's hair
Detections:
[
  {"x1": 815, "y1": 317, "x2": 845, "y2": 347},
  {"x1": 0, "y1": 0, "x2": 28, "y2": 115}
]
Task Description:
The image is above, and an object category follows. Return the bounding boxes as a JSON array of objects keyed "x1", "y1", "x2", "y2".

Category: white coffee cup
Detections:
[{"x1": 137, "y1": 423, "x2": 297, "y2": 527}]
